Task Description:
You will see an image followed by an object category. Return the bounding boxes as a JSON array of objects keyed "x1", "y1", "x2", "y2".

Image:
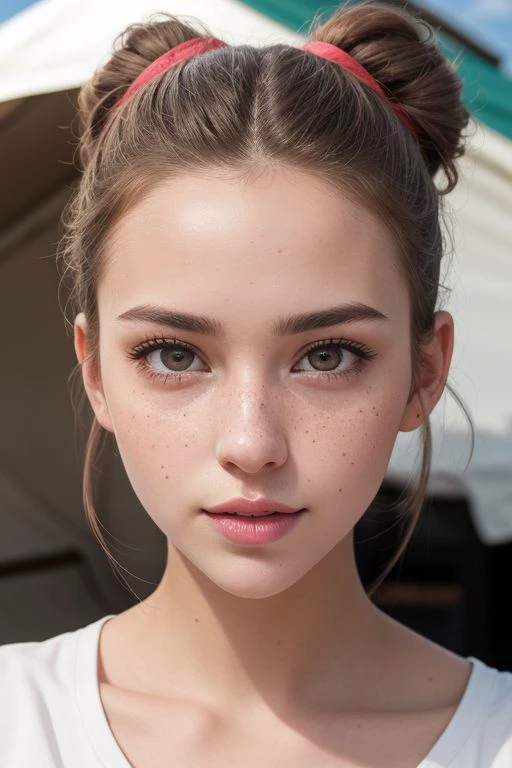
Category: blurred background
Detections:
[{"x1": 1, "y1": 0, "x2": 511, "y2": 670}]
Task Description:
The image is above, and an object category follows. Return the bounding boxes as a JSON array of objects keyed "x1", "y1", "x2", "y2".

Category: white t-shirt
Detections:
[{"x1": 1, "y1": 614, "x2": 512, "y2": 767}]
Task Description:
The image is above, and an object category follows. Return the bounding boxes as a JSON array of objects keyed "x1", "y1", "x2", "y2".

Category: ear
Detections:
[
  {"x1": 74, "y1": 313, "x2": 114, "y2": 433},
  {"x1": 399, "y1": 310, "x2": 454, "y2": 432}
]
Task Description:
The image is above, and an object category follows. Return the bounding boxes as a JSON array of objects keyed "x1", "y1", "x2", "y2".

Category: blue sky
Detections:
[
  {"x1": 419, "y1": 0, "x2": 512, "y2": 75},
  {"x1": 0, "y1": 0, "x2": 39, "y2": 24},
  {"x1": 1, "y1": 0, "x2": 511, "y2": 75}
]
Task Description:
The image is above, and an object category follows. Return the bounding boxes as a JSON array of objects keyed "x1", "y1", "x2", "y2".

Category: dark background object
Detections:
[{"x1": 356, "y1": 483, "x2": 512, "y2": 671}]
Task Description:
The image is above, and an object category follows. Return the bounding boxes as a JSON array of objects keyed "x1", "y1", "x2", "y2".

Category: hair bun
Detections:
[
  {"x1": 78, "y1": 14, "x2": 211, "y2": 165},
  {"x1": 309, "y1": 1, "x2": 470, "y2": 191}
]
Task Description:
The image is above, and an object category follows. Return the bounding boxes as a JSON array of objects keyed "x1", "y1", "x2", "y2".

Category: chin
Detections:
[{"x1": 194, "y1": 555, "x2": 314, "y2": 600}]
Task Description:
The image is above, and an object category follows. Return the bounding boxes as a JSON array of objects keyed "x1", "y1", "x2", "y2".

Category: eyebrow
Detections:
[
  {"x1": 118, "y1": 306, "x2": 222, "y2": 335},
  {"x1": 117, "y1": 302, "x2": 389, "y2": 336}
]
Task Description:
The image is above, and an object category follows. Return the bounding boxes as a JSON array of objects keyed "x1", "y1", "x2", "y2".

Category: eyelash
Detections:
[{"x1": 127, "y1": 335, "x2": 378, "y2": 385}]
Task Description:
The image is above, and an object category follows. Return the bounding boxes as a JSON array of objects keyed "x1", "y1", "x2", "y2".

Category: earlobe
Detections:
[
  {"x1": 399, "y1": 311, "x2": 454, "y2": 433},
  {"x1": 74, "y1": 313, "x2": 114, "y2": 433}
]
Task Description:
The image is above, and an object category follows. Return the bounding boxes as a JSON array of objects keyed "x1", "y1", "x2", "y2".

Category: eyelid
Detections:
[
  {"x1": 128, "y1": 335, "x2": 205, "y2": 360},
  {"x1": 297, "y1": 337, "x2": 377, "y2": 361}
]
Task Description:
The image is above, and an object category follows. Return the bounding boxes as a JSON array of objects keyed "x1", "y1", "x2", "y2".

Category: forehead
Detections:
[{"x1": 99, "y1": 167, "x2": 408, "y2": 325}]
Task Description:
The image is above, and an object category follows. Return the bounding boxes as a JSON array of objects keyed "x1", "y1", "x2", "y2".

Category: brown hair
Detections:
[{"x1": 59, "y1": 0, "x2": 473, "y2": 597}]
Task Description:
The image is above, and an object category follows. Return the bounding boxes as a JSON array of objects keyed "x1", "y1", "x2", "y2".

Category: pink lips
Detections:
[{"x1": 203, "y1": 497, "x2": 305, "y2": 545}]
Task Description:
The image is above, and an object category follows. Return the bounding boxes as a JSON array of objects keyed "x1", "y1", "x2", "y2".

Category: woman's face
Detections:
[{"x1": 79, "y1": 167, "x2": 419, "y2": 598}]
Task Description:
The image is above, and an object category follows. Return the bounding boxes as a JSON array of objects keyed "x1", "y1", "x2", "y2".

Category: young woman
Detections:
[{"x1": 1, "y1": 2, "x2": 511, "y2": 766}]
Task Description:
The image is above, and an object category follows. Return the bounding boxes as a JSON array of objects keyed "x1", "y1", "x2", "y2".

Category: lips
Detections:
[{"x1": 204, "y1": 497, "x2": 303, "y2": 517}]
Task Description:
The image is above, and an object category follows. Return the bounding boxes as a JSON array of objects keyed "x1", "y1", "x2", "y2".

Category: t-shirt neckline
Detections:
[
  {"x1": 75, "y1": 614, "x2": 132, "y2": 767},
  {"x1": 74, "y1": 614, "x2": 495, "y2": 768}
]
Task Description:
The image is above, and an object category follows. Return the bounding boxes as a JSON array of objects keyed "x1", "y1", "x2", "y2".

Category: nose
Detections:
[{"x1": 215, "y1": 377, "x2": 288, "y2": 475}]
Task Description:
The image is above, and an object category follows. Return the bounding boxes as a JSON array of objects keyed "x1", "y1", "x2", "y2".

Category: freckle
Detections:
[
  {"x1": 182, "y1": 412, "x2": 187, "y2": 417},
  {"x1": 351, "y1": 461, "x2": 355, "y2": 465},
  {"x1": 338, "y1": 488, "x2": 343, "y2": 493},
  {"x1": 305, "y1": 430, "x2": 309, "y2": 435},
  {"x1": 342, "y1": 452, "x2": 346, "y2": 457},
  {"x1": 184, "y1": 443, "x2": 188, "y2": 447},
  {"x1": 359, "y1": 409, "x2": 364, "y2": 413},
  {"x1": 194, "y1": 617, "x2": 199, "y2": 623},
  {"x1": 312, "y1": 439, "x2": 316, "y2": 444},
  {"x1": 375, "y1": 411, "x2": 379, "y2": 416},
  {"x1": 160, "y1": 465, "x2": 164, "y2": 469},
  {"x1": 165, "y1": 475, "x2": 169, "y2": 479},
  {"x1": 364, "y1": 433, "x2": 368, "y2": 436},
  {"x1": 151, "y1": 444, "x2": 155, "y2": 448}
]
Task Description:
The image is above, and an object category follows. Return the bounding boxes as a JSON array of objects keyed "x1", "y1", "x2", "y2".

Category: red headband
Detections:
[
  {"x1": 118, "y1": 37, "x2": 226, "y2": 107},
  {"x1": 117, "y1": 36, "x2": 415, "y2": 133},
  {"x1": 302, "y1": 41, "x2": 415, "y2": 133}
]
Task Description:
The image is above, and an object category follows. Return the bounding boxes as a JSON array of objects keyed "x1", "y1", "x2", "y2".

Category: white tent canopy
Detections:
[
  {"x1": 388, "y1": 128, "x2": 512, "y2": 544},
  {"x1": 0, "y1": 0, "x2": 301, "y2": 102},
  {"x1": 1, "y1": 0, "x2": 512, "y2": 545}
]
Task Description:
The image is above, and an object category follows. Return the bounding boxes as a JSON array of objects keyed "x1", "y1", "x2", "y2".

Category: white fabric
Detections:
[{"x1": 0, "y1": 614, "x2": 512, "y2": 767}]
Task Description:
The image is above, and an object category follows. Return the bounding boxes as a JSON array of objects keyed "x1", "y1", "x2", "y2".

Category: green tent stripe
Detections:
[
  {"x1": 240, "y1": 0, "x2": 512, "y2": 140},
  {"x1": 238, "y1": 0, "x2": 335, "y2": 30}
]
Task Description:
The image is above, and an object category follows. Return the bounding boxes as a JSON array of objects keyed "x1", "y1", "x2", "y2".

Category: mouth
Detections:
[
  {"x1": 204, "y1": 510, "x2": 302, "y2": 518},
  {"x1": 237, "y1": 511, "x2": 283, "y2": 516},
  {"x1": 204, "y1": 497, "x2": 303, "y2": 517}
]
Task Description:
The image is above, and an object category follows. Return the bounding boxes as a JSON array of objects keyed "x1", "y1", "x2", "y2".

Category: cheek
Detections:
[
  {"x1": 105, "y1": 390, "x2": 202, "y2": 520},
  {"x1": 297, "y1": 382, "x2": 407, "y2": 507}
]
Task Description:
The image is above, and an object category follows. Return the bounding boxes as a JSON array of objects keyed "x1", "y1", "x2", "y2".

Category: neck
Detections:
[{"x1": 123, "y1": 534, "x2": 387, "y2": 714}]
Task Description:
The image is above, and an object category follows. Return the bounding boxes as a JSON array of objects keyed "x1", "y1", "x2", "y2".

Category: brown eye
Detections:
[
  {"x1": 307, "y1": 344, "x2": 344, "y2": 371},
  {"x1": 146, "y1": 344, "x2": 204, "y2": 373},
  {"x1": 159, "y1": 346, "x2": 195, "y2": 371},
  {"x1": 293, "y1": 339, "x2": 376, "y2": 380}
]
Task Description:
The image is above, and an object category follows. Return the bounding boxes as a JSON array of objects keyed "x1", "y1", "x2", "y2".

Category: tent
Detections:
[{"x1": 1, "y1": 0, "x2": 511, "y2": 641}]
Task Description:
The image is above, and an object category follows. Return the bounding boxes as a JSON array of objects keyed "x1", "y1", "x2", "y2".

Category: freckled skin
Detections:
[{"x1": 76, "y1": 166, "x2": 453, "y2": 609}]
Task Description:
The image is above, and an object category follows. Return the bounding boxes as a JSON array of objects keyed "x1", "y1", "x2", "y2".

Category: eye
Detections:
[
  {"x1": 147, "y1": 344, "x2": 204, "y2": 373},
  {"x1": 128, "y1": 338, "x2": 207, "y2": 377},
  {"x1": 294, "y1": 339, "x2": 376, "y2": 380},
  {"x1": 299, "y1": 342, "x2": 348, "y2": 372}
]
